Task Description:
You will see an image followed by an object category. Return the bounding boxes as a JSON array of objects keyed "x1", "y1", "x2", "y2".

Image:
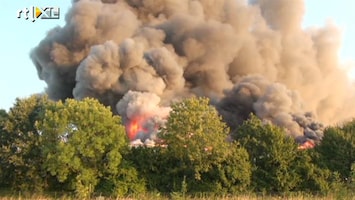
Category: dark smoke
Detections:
[
  {"x1": 216, "y1": 75, "x2": 324, "y2": 143},
  {"x1": 30, "y1": 0, "x2": 355, "y2": 143}
]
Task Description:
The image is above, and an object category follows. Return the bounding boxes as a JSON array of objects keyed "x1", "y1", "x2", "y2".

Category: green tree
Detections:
[
  {"x1": 314, "y1": 121, "x2": 355, "y2": 181},
  {"x1": 156, "y1": 97, "x2": 251, "y2": 194},
  {"x1": 37, "y1": 98, "x2": 144, "y2": 198},
  {"x1": 0, "y1": 109, "x2": 7, "y2": 123},
  {"x1": 127, "y1": 146, "x2": 172, "y2": 192},
  {"x1": 0, "y1": 95, "x2": 52, "y2": 191},
  {"x1": 232, "y1": 114, "x2": 301, "y2": 194},
  {"x1": 294, "y1": 149, "x2": 334, "y2": 194},
  {"x1": 0, "y1": 109, "x2": 9, "y2": 187}
]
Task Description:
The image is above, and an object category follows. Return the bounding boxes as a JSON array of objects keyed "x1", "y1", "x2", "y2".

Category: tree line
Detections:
[{"x1": 0, "y1": 95, "x2": 354, "y2": 198}]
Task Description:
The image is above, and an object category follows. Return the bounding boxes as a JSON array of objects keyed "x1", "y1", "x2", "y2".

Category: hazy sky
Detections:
[{"x1": 0, "y1": 0, "x2": 354, "y2": 110}]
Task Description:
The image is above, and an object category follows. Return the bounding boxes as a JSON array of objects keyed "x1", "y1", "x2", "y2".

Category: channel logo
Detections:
[{"x1": 17, "y1": 6, "x2": 60, "y2": 22}]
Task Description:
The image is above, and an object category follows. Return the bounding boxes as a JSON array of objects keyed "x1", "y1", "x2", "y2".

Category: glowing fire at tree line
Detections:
[{"x1": 125, "y1": 112, "x2": 315, "y2": 150}]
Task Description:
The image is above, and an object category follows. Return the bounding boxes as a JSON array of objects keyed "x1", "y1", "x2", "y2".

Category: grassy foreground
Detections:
[{"x1": 0, "y1": 191, "x2": 355, "y2": 200}]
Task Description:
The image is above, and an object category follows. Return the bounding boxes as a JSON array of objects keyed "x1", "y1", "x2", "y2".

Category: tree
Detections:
[
  {"x1": 293, "y1": 149, "x2": 334, "y2": 194},
  {"x1": 37, "y1": 98, "x2": 144, "y2": 198},
  {"x1": 126, "y1": 146, "x2": 172, "y2": 192},
  {"x1": 0, "y1": 95, "x2": 52, "y2": 191},
  {"x1": 314, "y1": 121, "x2": 355, "y2": 181},
  {"x1": 156, "y1": 97, "x2": 251, "y2": 194},
  {"x1": 231, "y1": 114, "x2": 301, "y2": 194},
  {"x1": 0, "y1": 109, "x2": 9, "y2": 187},
  {"x1": 0, "y1": 109, "x2": 7, "y2": 123}
]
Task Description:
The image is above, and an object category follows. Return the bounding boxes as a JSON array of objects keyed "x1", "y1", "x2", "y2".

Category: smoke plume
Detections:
[{"x1": 30, "y1": 0, "x2": 355, "y2": 143}]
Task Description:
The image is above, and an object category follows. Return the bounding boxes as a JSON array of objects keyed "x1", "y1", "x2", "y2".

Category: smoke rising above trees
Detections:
[{"x1": 30, "y1": 0, "x2": 355, "y2": 142}]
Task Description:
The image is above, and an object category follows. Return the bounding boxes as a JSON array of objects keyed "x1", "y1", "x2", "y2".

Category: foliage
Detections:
[
  {"x1": 1, "y1": 93, "x2": 355, "y2": 197},
  {"x1": 349, "y1": 163, "x2": 355, "y2": 190},
  {"x1": 0, "y1": 109, "x2": 8, "y2": 187},
  {"x1": 0, "y1": 95, "x2": 52, "y2": 191},
  {"x1": 96, "y1": 159, "x2": 146, "y2": 197},
  {"x1": 127, "y1": 146, "x2": 172, "y2": 192},
  {"x1": 0, "y1": 109, "x2": 7, "y2": 123},
  {"x1": 232, "y1": 114, "x2": 301, "y2": 194},
  {"x1": 293, "y1": 149, "x2": 334, "y2": 194},
  {"x1": 314, "y1": 122, "x2": 355, "y2": 180},
  {"x1": 37, "y1": 98, "x2": 143, "y2": 198},
  {"x1": 156, "y1": 97, "x2": 251, "y2": 194}
]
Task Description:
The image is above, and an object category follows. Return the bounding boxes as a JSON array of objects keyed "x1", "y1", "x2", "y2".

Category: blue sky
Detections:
[
  {"x1": 0, "y1": 0, "x2": 354, "y2": 110},
  {"x1": 1, "y1": 0, "x2": 71, "y2": 110},
  {"x1": 303, "y1": 0, "x2": 355, "y2": 61}
]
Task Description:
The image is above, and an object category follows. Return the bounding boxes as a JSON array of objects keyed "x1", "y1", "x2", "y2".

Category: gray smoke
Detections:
[
  {"x1": 217, "y1": 75, "x2": 324, "y2": 143},
  {"x1": 30, "y1": 0, "x2": 355, "y2": 142}
]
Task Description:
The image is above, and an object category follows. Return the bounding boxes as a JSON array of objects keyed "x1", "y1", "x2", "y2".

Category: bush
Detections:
[
  {"x1": 0, "y1": 95, "x2": 53, "y2": 191},
  {"x1": 314, "y1": 123, "x2": 355, "y2": 180},
  {"x1": 37, "y1": 98, "x2": 144, "y2": 198},
  {"x1": 294, "y1": 149, "x2": 333, "y2": 194},
  {"x1": 154, "y1": 97, "x2": 251, "y2": 194},
  {"x1": 232, "y1": 114, "x2": 301, "y2": 194}
]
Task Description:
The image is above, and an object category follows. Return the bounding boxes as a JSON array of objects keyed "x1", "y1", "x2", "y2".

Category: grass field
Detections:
[{"x1": 1, "y1": 191, "x2": 355, "y2": 200}]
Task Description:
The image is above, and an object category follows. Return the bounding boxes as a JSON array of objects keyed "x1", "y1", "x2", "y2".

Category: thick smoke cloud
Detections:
[
  {"x1": 217, "y1": 75, "x2": 324, "y2": 143},
  {"x1": 30, "y1": 0, "x2": 355, "y2": 142}
]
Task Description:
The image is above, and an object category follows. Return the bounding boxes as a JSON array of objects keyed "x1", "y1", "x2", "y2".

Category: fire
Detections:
[
  {"x1": 298, "y1": 140, "x2": 315, "y2": 150},
  {"x1": 127, "y1": 118, "x2": 141, "y2": 140},
  {"x1": 128, "y1": 120, "x2": 139, "y2": 135},
  {"x1": 126, "y1": 117, "x2": 151, "y2": 141},
  {"x1": 125, "y1": 109, "x2": 168, "y2": 143}
]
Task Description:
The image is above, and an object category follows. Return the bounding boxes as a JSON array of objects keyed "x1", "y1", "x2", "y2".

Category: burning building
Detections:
[{"x1": 30, "y1": 0, "x2": 355, "y2": 146}]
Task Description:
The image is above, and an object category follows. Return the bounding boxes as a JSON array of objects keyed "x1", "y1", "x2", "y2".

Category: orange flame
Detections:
[
  {"x1": 130, "y1": 119, "x2": 139, "y2": 132},
  {"x1": 126, "y1": 117, "x2": 149, "y2": 140},
  {"x1": 298, "y1": 140, "x2": 315, "y2": 150},
  {"x1": 127, "y1": 118, "x2": 139, "y2": 140}
]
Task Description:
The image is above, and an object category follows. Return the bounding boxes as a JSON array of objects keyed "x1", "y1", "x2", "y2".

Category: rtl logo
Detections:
[{"x1": 17, "y1": 6, "x2": 60, "y2": 22}]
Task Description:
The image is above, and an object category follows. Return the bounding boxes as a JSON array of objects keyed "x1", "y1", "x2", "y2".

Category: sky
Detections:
[{"x1": 0, "y1": 0, "x2": 354, "y2": 111}]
